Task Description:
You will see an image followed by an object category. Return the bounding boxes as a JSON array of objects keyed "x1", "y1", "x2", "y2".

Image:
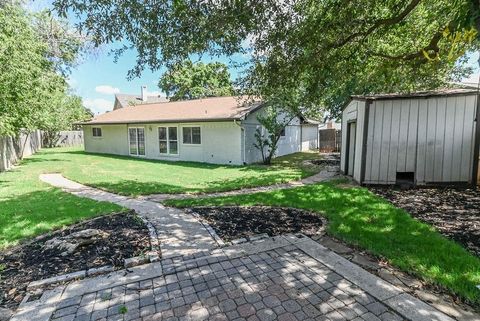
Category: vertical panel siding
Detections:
[
  {"x1": 460, "y1": 96, "x2": 477, "y2": 181},
  {"x1": 443, "y1": 97, "x2": 457, "y2": 181},
  {"x1": 387, "y1": 101, "x2": 401, "y2": 183},
  {"x1": 451, "y1": 96, "x2": 466, "y2": 180},
  {"x1": 379, "y1": 101, "x2": 392, "y2": 183},
  {"x1": 370, "y1": 104, "x2": 384, "y2": 182},
  {"x1": 363, "y1": 93, "x2": 477, "y2": 185},
  {"x1": 364, "y1": 103, "x2": 375, "y2": 182},
  {"x1": 416, "y1": 99, "x2": 428, "y2": 182},
  {"x1": 433, "y1": 98, "x2": 447, "y2": 181},
  {"x1": 353, "y1": 101, "x2": 366, "y2": 182},
  {"x1": 397, "y1": 101, "x2": 409, "y2": 172},
  {"x1": 406, "y1": 100, "x2": 419, "y2": 172}
]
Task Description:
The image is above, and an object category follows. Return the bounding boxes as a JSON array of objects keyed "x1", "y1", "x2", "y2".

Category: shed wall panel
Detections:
[
  {"x1": 379, "y1": 101, "x2": 392, "y2": 183},
  {"x1": 415, "y1": 99, "x2": 428, "y2": 183},
  {"x1": 340, "y1": 101, "x2": 359, "y2": 173},
  {"x1": 387, "y1": 101, "x2": 401, "y2": 183},
  {"x1": 406, "y1": 100, "x2": 419, "y2": 173}
]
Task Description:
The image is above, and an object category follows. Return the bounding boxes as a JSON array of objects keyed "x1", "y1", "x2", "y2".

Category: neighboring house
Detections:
[
  {"x1": 341, "y1": 88, "x2": 480, "y2": 186},
  {"x1": 113, "y1": 86, "x2": 169, "y2": 110},
  {"x1": 80, "y1": 96, "x2": 318, "y2": 165}
]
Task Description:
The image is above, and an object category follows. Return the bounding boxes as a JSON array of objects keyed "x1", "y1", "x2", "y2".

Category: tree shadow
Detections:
[{"x1": 0, "y1": 189, "x2": 120, "y2": 249}]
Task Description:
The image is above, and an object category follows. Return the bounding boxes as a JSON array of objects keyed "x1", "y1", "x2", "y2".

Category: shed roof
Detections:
[
  {"x1": 80, "y1": 96, "x2": 263, "y2": 125},
  {"x1": 352, "y1": 88, "x2": 478, "y2": 101}
]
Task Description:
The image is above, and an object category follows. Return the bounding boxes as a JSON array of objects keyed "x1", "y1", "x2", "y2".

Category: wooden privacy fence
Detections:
[
  {"x1": 0, "y1": 130, "x2": 42, "y2": 172},
  {"x1": 319, "y1": 128, "x2": 341, "y2": 153},
  {"x1": 0, "y1": 130, "x2": 84, "y2": 172}
]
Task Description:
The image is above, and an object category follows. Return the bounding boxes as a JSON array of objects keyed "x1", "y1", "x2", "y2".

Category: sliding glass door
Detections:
[{"x1": 129, "y1": 127, "x2": 145, "y2": 156}]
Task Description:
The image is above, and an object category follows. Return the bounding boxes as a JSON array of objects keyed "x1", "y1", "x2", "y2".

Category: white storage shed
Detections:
[{"x1": 340, "y1": 89, "x2": 480, "y2": 186}]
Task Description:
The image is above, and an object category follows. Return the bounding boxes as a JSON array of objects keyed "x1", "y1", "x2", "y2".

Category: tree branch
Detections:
[
  {"x1": 333, "y1": 0, "x2": 422, "y2": 48},
  {"x1": 367, "y1": 28, "x2": 443, "y2": 60}
]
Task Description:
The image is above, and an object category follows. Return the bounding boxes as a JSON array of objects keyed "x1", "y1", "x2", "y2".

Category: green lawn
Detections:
[
  {"x1": 165, "y1": 180, "x2": 480, "y2": 306},
  {"x1": 38, "y1": 147, "x2": 321, "y2": 196},
  {"x1": 0, "y1": 147, "x2": 321, "y2": 248}
]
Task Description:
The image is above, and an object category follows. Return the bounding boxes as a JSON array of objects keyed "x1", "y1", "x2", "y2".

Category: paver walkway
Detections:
[
  {"x1": 39, "y1": 174, "x2": 217, "y2": 259},
  {"x1": 26, "y1": 172, "x2": 457, "y2": 321},
  {"x1": 143, "y1": 166, "x2": 339, "y2": 203},
  {"x1": 11, "y1": 236, "x2": 454, "y2": 321}
]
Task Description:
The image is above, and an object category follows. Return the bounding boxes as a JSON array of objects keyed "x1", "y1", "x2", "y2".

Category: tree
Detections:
[
  {"x1": 52, "y1": 0, "x2": 480, "y2": 116},
  {"x1": 158, "y1": 61, "x2": 234, "y2": 101},
  {"x1": 39, "y1": 92, "x2": 90, "y2": 147},
  {"x1": 253, "y1": 88, "x2": 318, "y2": 165},
  {"x1": 0, "y1": 2, "x2": 87, "y2": 156}
]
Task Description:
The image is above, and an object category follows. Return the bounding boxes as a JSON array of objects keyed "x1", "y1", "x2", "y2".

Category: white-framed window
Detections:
[
  {"x1": 158, "y1": 126, "x2": 178, "y2": 155},
  {"x1": 92, "y1": 127, "x2": 102, "y2": 137},
  {"x1": 183, "y1": 126, "x2": 201, "y2": 144},
  {"x1": 129, "y1": 127, "x2": 145, "y2": 156},
  {"x1": 280, "y1": 127, "x2": 286, "y2": 137}
]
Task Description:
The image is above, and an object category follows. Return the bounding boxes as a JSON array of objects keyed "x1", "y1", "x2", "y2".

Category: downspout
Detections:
[{"x1": 234, "y1": 119, "x2": 246, "y2": 165}]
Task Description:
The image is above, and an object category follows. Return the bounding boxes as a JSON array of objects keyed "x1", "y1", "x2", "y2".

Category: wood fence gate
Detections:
[{"x1": 319, "y1": 129, "x2": 341, "y2": 153}]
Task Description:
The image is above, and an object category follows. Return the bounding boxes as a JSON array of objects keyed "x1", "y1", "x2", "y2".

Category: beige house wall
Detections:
[{"x1": 83, "y1": 121, "x2": 243, "y2": 165}]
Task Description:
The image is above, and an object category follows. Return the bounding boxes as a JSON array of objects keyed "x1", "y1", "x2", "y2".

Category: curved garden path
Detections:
[{"x1": 143, "y1": 165, "x2": 340, "y2": 203}]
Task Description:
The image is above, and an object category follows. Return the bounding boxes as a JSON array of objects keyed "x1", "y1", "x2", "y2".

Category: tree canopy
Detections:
[
  {"x1": 52, "y1": 0, "x2": 480, "y2": 116},
  {"x1": 158, "y1": 61, "x2": 234, "y2": 101},
  {"x1": 0, "y1": 3, "x2": 88, "y2": 137}
]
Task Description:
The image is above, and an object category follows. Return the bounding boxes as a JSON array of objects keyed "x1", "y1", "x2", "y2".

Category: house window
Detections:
[
  {"x1": 158, "y1": 127, "x2": 178, "y2": 154},
  {"x1": 129, "y1": 127, "x2": 145, "y2": 156},
  {"x1": 280, "y1": 127, "x2": 286, "y2": 137},
  {"x1": 92, "y1": 127, "x2": 102, "y2": 137},
  {"x1": 183, "y1": 126, "x2": 201, "y2": 144}
]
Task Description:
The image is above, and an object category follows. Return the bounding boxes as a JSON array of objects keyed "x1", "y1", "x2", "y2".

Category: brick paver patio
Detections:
[{"x1": 18, "y1": 173, "x2": 457, "y2": 321}]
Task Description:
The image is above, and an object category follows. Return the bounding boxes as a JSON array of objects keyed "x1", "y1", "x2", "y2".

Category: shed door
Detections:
[{"x1": 347, "y1": 122, "x2": 356, "y2": 176}]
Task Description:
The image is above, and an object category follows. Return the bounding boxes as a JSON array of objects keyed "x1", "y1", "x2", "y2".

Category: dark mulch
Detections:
[
  {"x1": 190, "y1": 206, "x2": 325, "y2": 241},
  {"x1": 0, "y1": 211, "x2": 151, "y2": 309},
  {"x1": 370, "y1": 187, "x2": 480, "y2": 257}
]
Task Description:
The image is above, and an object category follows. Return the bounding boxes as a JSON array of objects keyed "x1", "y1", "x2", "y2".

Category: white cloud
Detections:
[
  {"x1": 83, "y1": 98, "x2": 113, "y2": 114},
  {"x1": 95, "y1": 85, "x2": 120, "y2": 95}
]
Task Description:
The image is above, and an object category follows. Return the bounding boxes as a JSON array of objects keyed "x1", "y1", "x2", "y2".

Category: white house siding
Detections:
[
  {"x1": 353, "y1": 94, "x2": 478, "y2": 185},
  {"x1": 242, "y1": 109, "x2": 302, "y2": 164},
  {"x1": 340, "y1": 100, "x2": 366, "y2": 183},
  {"x1": 83, "y1": 124, "x2": 129, "y2": 156},
  {"x1": 301, "y1": 124, "x2": 318, "y2": 151},
  {"x1": 84, "y1": 122, "x2": 243, "y2": 165}
]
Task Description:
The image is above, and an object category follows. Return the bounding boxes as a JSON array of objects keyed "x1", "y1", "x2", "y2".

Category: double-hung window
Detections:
[
  {"x1": 183, "y1": 127, "x2": 201, "y2": 144},
  {"x1": 158, "y1": 127, "x2": 178, "y2": 155},
  {"x1": 92, "y1": 127, "x2": 102, "y2": 137},
  {"x1": 129, "y1": 127, "x2": 145, "y2": 156}
]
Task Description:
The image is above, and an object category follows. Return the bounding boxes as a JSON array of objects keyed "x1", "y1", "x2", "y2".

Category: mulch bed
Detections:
[
  {"x1": 190, "y1": 206, "x2": 325, "y2": 241},
  {"x1": 0, "y1": 211, "x2": 151, "y2": 309},
  {"x1": 370, "y1": 187, "x2": 480, "y2": 257}
]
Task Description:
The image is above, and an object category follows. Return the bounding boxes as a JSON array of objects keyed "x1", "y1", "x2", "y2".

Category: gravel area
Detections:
[
  {"x1": 0, "y1": 211, "x2": 150, "y2": 309},
  {"x1": 190, "y1": 206, "x2": 325, "y2": 241},
  {"x1": 371, "y1": 186, "x2": 480, "y2": 257}
]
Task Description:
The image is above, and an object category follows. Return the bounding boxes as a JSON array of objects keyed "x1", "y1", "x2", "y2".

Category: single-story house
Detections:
[
  {"x1": 80, "y1": 96, "x2": 318, "y2": 165},
  {"x1": 341, "y1": 88, "x2": 480, "y2": 186}
]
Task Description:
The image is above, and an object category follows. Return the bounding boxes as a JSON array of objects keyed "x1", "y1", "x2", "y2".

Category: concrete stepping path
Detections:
[
  {"x1": 144, "y1": 165, "x2": 340, "y2": 203},
  {"x1": 39, "y1": 174, "x2": 217, "y2": 259}
]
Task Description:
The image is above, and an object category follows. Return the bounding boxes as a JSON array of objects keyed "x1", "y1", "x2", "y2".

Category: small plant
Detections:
[{"x1": 119, "y1": 305, "x2": 128, "y2": 314}]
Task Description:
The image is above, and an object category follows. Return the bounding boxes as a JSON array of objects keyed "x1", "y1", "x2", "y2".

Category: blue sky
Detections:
[
  {"x1": 29, "y1": 1, "x2": 480, "y2": 115},
  {"x1": 69, "y1": 45, "x2": 249, "y2": 114}
]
